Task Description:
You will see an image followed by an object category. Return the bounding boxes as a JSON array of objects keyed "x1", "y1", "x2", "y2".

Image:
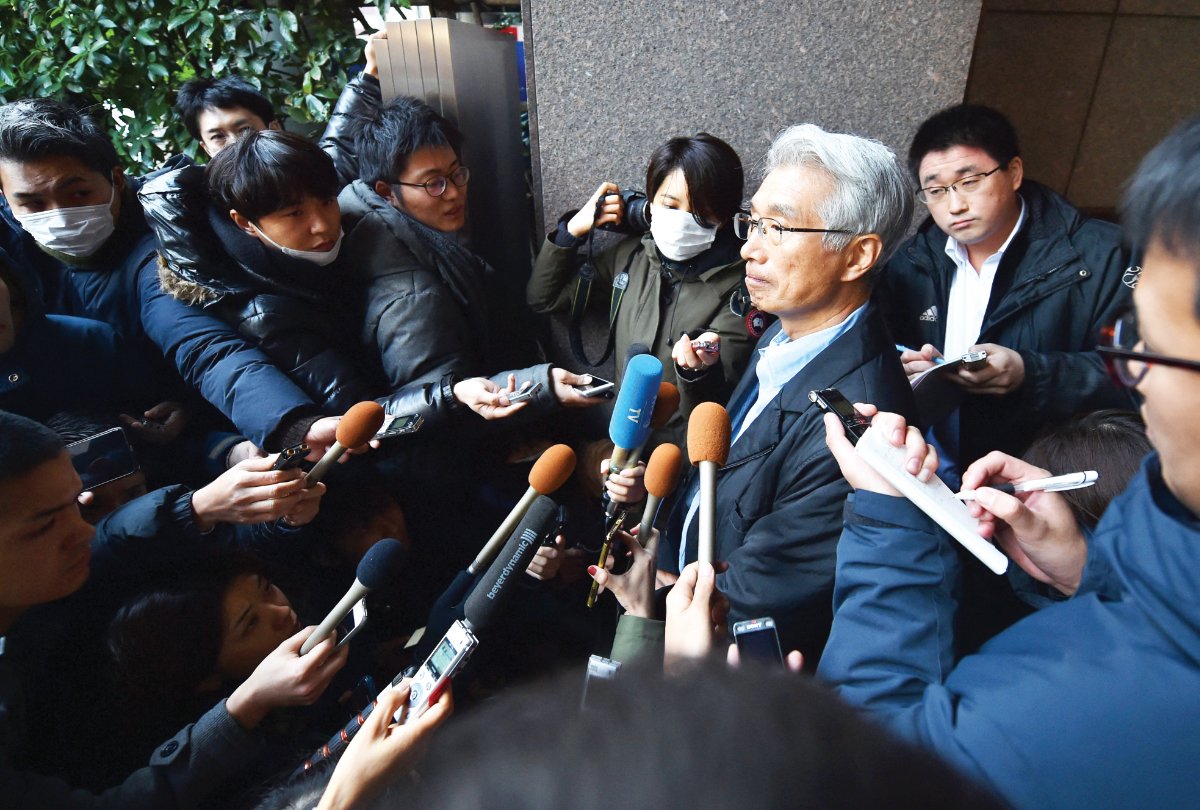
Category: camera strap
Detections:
[{"x1": 568, "y1": 201, "x2": 637, "y2": 367}]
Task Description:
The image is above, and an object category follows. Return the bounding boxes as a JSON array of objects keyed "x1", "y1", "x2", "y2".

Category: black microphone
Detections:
[
  {"x1": 299, "y1": 538, "x2": 406, "y2": 655},
  {"x1": 289, "y1": 499, "x2": 560, "y2": 779},
  {"x1": 416, "y1": 495, "x2": 562, "y2": 659},
  {"x1": 463, "y1": 495, "x2": 560, "y2": 633}
]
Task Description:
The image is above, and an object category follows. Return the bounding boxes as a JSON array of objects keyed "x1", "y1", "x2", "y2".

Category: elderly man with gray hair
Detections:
[{"x1": 655, "y1": 123, "x2": 917, "y2": 664}]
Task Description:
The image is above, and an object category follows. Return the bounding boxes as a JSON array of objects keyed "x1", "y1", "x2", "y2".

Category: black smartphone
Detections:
[
  {"x1": 808, "y1": 387, "x2": 872, "y2": 445},
  {"x1": 271, "y1": 442, "x2": 310, "y2": 471},
  {"x1": 733, "y1": 617, "x2": 784, "y2": 665},
  {"x1": 375, "y1": 413, "x2": 424, "y2": 440},
  {"x1": 573, "y1": 376, "x2": 615, "y2": 398},
  {"x1": 66, "y1": 428, "x2": 139, "y2": 490}
]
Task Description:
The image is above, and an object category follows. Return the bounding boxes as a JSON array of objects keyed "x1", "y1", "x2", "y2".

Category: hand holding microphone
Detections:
[
  {"x1": 305, "y1": 401, "x2": 387, "y2": 486},
  {"x1": 605, "y1": 354, "x2": 663, "y2": 518},
  {"x1": 300, "y1": 538, "x2": 407, "y2": 655},
  {"x1": 688, "y1": 402, "x2": 731, "y2": 566}
]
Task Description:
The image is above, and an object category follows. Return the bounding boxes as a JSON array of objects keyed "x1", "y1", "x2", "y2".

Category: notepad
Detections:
[{"x1": 854, "y1": 425, "x2": 1008, "y2": 574}]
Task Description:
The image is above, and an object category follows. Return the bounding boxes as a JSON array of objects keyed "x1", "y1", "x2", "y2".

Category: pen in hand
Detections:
[{"x1": 955, "y1": 470, "x2": 1099, "y2": 501}]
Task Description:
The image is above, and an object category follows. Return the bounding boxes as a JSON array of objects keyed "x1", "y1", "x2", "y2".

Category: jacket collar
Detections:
[{"x1": 723, "y1": 303, "x2": 892, "y2": 467}]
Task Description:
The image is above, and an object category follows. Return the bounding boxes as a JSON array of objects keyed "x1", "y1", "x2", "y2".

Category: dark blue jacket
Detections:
[
  {"x1": 663, "y1": 305, "x2": 916, "y2": 659},
  {"x1": 0, "y1": 183, "x2": 320, "y2": 449},
  {"x1": 818, "y1": 456, "x2": 1200, "y2": 809}
]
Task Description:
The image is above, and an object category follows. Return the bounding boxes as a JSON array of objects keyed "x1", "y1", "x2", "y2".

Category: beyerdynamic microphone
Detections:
[
  {"x1": 605, "y1": 354, "x2": 662, "y2": 518},
  {"x1": 688, "y1": 402, "x2": 731, "y2": 566},
  {"x1": 299, "y1": 538, "x2": 407, "y2": 655},
  {"x1": 304, "y1": 401, "x2": 386, "y2": 486},
  {"x1": 469, "y1": 444, "x2": 576, "y2": 574},
  {"x1": 291, "y1": 499, "x2": 561, "y2": 779},
  {"x1": 639, "y1": 443, "x2": 684, "y2": 541},
  {"x1": 463, "y1": 495, "x2": 560, "y2": 633}
]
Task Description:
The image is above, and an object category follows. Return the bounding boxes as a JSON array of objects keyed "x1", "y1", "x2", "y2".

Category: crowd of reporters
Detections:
[{"x1": 0, "y1": 28, "x2": 1198, "y2": 810}]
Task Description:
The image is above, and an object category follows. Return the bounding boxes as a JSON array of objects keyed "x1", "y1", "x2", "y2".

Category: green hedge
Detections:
[{"x1": 0, "y1": 0, "x2": 400, "y2": 167}]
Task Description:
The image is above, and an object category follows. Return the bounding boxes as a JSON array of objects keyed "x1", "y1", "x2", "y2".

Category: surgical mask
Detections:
[
  {"x1": 649, "y1": 204, "x2": 717, "y2": 261},
  {"x1": 257, "y1": 227, "x2": 344, "y2": 266},
  {"x1": 12, "y1": 184, "x2": 117, "y2": 258}
]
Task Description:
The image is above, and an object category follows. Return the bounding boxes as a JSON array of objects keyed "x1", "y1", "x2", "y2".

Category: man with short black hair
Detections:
[
  {"x1": 881, "y1": 104, "x2": 1134, "y2": 482},
  {"x1": 0, "y1": 97, "x2": 344, "y2": 454},
  {"x1": 175, "y1": 76, "x2": 282, "y2": 157}
]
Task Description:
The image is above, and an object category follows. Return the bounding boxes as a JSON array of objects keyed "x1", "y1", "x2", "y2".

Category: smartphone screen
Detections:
[
  {"x1": 66, "y1": 428, "x2": 139, "y2": 490},
  {"x1": 335, "y1": 599, "x2": 368, "y2": 647},
  {"x1": 734, "y1": 618, "x2": 784, "y2": 665}
]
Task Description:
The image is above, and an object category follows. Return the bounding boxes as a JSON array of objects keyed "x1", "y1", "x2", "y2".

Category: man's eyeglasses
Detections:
[
  {"x1": 394, "y1": 165, "x2": 470, "y2": 198},
  {"x1": 916, "y1": 166, "x2": 1003, "y2": 205},
  {"x1": 732, "y1": 212, "x2": 852, "y2": 247},
  {"x1": 1097, "y1": 309, "x2": 1200, "y2": 388}
]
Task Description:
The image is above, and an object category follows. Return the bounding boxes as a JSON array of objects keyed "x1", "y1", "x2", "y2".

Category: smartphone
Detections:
[
  {"x1": 271, "y1": 442, "x2": 309, "y2": 471},
  {"x1": 808, "y1": 388, "x2": 872, "y2": 445},
  {"x1": 960, "y1": 350, "x2": 988, "y2": 371},
  {"x1": 398, "y1": 619, "x2": 478, "y2": 722},
  {"x1": 336, "y1": 598, "x2": 369, "y2": 648},
  {"x1": 375, "y1": 413, "x2": 424, "y2": 440},
  {"x1": 573, "y1": 375, "x2": 615, "y2": 398},
  {"x1": 507, "y1": 381, "x2": 544, "y2": 403},
  {"x1": 580, "y1": 654, "x2": 622, "y2": 710},
  {"x1": 733, "y1": 617, "x2": 784, "y2": 666},
  {"x1": 66, "y1": 428, "x2": 139, "y2": 490}
]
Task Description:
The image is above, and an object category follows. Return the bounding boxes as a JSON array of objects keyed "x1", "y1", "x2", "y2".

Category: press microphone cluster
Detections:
[
  {"x1": 305, "y1": 401, "x2": 387, "y2": 486},
  {"x1": 687, "y1": 402, "x2": 731, "y2": 565},
  {"x1": 299, "y1": 537, "x2": 407, "y2": 655},
  {"x1": 291, "y1": 498, "x2": 562, "y2": 779}
]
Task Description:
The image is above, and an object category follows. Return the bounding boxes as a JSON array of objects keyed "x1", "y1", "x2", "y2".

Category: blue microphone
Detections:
[{"x1": 608, "y1": 353, "x2": 663, "y2": 479}]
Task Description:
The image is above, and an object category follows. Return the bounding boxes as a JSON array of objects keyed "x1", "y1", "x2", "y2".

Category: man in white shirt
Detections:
[{"x1": 880, "y1": 104, "x2": 1133, "y2": 484}]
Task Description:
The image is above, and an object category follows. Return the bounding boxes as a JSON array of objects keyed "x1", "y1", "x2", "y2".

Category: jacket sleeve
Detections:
[
  {"x1": 319, "y1": 72, "x2": 382, "y2": 188},
  {"x1": 526, "y1": 234, "x2": 620, "y2": 315},
  {"x1": 1015, "y1": 228, "x2": 1136, "y2": 421},
  {"x1": 816, "y1": 491, "x2": 987, "y2": 778},
  {"x1": 0, "y1": 697, "x2": 264, "y2": 810},
  {"x1": 137, "y1": 262, "x2": 321, "y2": 450},
  {"x1": 231, "y1": 295, "x2": 379, "y2": 413},
  {"x1": 91, "y1": 486, "x2": 233, "y2": 577}
]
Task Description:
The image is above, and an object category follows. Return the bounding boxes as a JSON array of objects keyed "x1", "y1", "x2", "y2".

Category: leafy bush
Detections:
[{"x1": 0, "y1": 0, "x2": 400, "y2": 167}]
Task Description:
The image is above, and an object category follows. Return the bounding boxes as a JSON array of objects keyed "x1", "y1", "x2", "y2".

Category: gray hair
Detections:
[{"x1": 765, "y1": 124, "x2": 913, "y2": 265}]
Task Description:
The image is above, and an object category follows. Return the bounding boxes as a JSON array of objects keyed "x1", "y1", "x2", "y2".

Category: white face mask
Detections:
[
  {"x1": 257, "y1": 227, "x2": 344, "y2": 266},
  {"x1": 12, "y1": 184, "x2": 117, "y2": 258},
  {"x1": 649, "y1": 204, "x2": 717, "y2": 262}
]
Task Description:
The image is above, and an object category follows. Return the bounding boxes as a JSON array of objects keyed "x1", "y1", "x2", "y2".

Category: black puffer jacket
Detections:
[
  {"x1": 338, "y1": 179, "x2": 557, "y2": 426},
  {"x1": 877, "y1": 180, "x2": 1136, "y2": 467}
]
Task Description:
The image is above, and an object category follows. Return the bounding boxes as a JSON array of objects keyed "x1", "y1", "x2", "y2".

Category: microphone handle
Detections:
[
  {"x1": 604, "y1": 444, "x2": 640, "y2": 519},
  {"x1": 638, "y1": 492, "x2": 663, "y2": 543},
  {"x1": 304, "y1": 441, "x2": 347, "y2": 487},
  {"x1": 469, "y1": 487, "x2": 538, "y2": 574},
  {"x1": 300, "y1": 580, "x2": 370, "y2": 655},
  {"x1": 697, "y1": 461, "x2": 717, "y2": 565}
]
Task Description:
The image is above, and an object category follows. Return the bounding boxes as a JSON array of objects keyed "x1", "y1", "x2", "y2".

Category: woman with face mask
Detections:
[{"x1": 528, "y1": 134, "x2": 758, "y2": 453}]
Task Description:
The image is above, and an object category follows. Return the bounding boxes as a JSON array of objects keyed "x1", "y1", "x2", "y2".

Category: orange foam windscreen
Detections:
[
  {"x1": 687, "y1": 402, "x2": 731, "y2": 466},
  {"x1": 529, "y1": 444, "x2": 577, "y2": 493},
  {"x1": 335, "y1": 402, "x2": 387, "y2": 448},
  {"x1": 644, "y1": 443, "x2": 684, "y2": 498}
]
